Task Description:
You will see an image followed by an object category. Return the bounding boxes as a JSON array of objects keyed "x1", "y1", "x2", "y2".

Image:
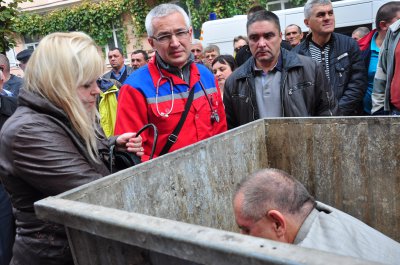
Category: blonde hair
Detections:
[{"x1": 24, "y1": 32, "x2": 104, "y2": 161}]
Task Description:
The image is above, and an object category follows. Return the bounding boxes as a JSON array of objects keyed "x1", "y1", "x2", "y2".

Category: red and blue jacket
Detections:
[{"x1": 114, "y1": 58, "x2": 227, "y2": 161}]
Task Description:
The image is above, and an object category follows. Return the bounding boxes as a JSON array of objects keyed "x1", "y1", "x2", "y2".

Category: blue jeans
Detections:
[{"x1": 0, "y1": 183, "x2": 14, "y2": 265}]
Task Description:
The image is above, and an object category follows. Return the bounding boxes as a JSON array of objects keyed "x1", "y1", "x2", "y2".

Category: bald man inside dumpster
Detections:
[{"x1": 233, "y1": 168, "x2": 400, "y2": 264}]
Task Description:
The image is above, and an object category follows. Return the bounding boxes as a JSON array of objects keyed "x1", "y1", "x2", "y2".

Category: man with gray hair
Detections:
[
  {"x1": 115, "y1": 3, "x2": 227, "y2": 161},
  {"x1": 351, "y1": 26, "x2": 370, "y2": 41},
  {"x1": 203, "y1": 44, "x2": 220, "y2": 66},
  {"x1": 233, "y1": 168, "x2": 400, "y2": 264},
  {"x1": 293, "y1": 0, "x2": 367, "y2": 115},
  {"x1": 0, "y1": 54, "x2": 23, "y2": 96},
  {"x1": 285, "y1": 24, "x2": 303, "y2": 47},
  {"x1": 191, "y1": 39, "x2": 203, "y2": 63}
]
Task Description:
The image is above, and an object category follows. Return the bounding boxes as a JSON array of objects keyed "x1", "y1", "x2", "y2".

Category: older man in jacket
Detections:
[
  {"x1": 224, "y1": 10, "x2": 337, "y2": 129},
  {"x1": 293, "y1": 0, "x2": 367, "y2": 115}
]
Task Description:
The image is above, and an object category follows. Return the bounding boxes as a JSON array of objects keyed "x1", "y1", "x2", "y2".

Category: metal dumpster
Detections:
[{"x1": 34, "y1": 117, "x2": 399, "y2": 265}]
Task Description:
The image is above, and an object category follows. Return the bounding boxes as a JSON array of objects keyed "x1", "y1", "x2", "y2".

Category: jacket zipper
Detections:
[
  {"x1": 246, "y1": 77, "x2": 256, "y2": 121},
  {"x1": 281, "y1": 71, "x2": 288, "y2": 116}
]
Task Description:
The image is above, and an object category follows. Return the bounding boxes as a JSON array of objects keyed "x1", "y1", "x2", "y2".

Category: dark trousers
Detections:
[{"x1": 0, "y1": 183, "x2": 14, "y2": 265}]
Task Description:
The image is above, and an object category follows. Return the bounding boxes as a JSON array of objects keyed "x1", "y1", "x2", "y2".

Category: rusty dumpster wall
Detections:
[
  {"x1": 263, "y1": 117, "x2": 400, "y2": 241},
  {"x1": 34, "y1": 117, "x2": 398, "y2": 264},
  {"x1": 60, "y1": 120, "x2": 268, "y2": 232}
]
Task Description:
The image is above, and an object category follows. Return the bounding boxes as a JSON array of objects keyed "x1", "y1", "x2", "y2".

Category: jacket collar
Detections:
[
  {"x1": 148, "y1": 55, "x2": 200, "y2": 89},
  {"x1": 233, "y1": 48, "x2": 303, "y2": 80},
  {"x1": 358, "y1": 29, "x2": 377, "y2": 51},
  {"x1": 304, "y1": 32, "x2": 335, "y2": 49},
  {"x1": 18, "y1": 89, "x2": 70, "y2": 124}
]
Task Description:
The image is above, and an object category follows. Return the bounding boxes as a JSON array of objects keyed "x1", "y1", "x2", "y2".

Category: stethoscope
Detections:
[{"x1": 154, "y1": 62, "x2": 220, "y2": 123}]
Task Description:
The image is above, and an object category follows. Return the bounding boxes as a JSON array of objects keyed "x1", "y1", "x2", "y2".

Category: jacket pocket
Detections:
[
  {"x1": 288, "y1": 81, "x2": 313, "y2": 95},
  {"x1": 149, "y1": 101, "x2": 185, "y2": 134},
  {"x1": 334, "y1": 52, "x2": 350, "y2": 82}
]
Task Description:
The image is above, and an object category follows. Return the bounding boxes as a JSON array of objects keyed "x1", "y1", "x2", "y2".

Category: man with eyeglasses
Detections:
[
  {"x1": 131, "y1": 49, "x2": 149, "y2": 70},
  {"x1": 115, "y1": 3, "x2": 227, "y2": 161},
  {"x1": 224, "y1": 10, "x2": 338, "y2": 129},
  {"x1": 16, "y1": 49, "x2": 33, "y2": 72},
  {"x1": 293, "y1": 0, "x2": 367, "y2": 116},
  {"x1": 233, "y1": 36, "x2": 248, "y2": 56}
]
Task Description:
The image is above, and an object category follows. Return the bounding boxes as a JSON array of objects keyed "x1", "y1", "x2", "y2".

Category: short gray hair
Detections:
[
  {"x1": 234, "y1": 168, "x2": 315, "y2": 221},
  {"x1": 304, "y1": 0, "x2": 332, "y2": 19},
  {"x1": 192, "y1": 39, "x2": 202, "y2": 45},
  {"x1": 145, "y1": 4, "x2": 191, "y2": 37}
]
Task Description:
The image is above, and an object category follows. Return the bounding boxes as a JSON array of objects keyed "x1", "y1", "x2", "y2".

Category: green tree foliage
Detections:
[
  {"x1": 0, "y1": 0, "x2": 32, "y2": 53},
  {"x1": 14, "y1": 0, "x2": 127, "y2": 47},
  {"x1": 289, "y1": 0, "x2": 307, "y2": 7},
  {"x1": 187, "y1": 0, "x2": 267, "y2": 30},
  {"x1": 12, "y1": 0, "x2": 307, "y2": 50}
]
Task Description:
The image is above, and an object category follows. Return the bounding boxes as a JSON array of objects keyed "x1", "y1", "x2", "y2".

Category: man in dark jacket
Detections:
[
  {"x1": 103, "y1": 48, "x2": 134, "y2": 84},
  {"x1": 224, "y1": 10, "x2": 337, "y2": 129},
  {"x1": 0, "y1": 54, "x2": 23, "y2": 96},
  {"x1": 292, "y1": 0, "x2": 367, "y2": 116}
]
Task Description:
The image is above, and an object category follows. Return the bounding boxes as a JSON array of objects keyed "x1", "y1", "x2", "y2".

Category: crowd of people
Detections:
[{"x1": 0, "y1": 0, "x2": 400, "y2": 264}]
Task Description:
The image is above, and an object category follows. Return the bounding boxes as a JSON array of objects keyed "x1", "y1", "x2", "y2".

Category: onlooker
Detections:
[
  {"x1": 234, "y1": 44, "x2": 252, "y2": 67},
  {"x1": 224, "y1": 10, "x2": 337, "y2": 129},
  {"x1": 191, "y1": 39, "x2": 203, "y2": 63},
  {"x1": 131, "y1": 49, "x2": 149, "y2": 70},
  {"x1": 147, "y1": 49, "x2": 156, "y2": 58},
  {"x1": 16, "y1": 49, "x2": 33, "y2": 72},
  {"x1": 293, "y1": 0, "x2": 367, "y2": 116},
  {"x1": 233, "y1": 168, "x2": 400, "y2": 264},
  {"x1": 103, "y1": 47, "x2": 134, "y2": 84},
  {"x1": 0, "y1": 62, "x2": 16, "y2": 265},
  {"x1": 285, "y1": 24, "x2": 304, "y2": 47},
  {"x1": 372, "y1": 18, "x2": 400, "y2": 115},
  {"x1": 0, "y1": 32, "x2": 143, "y2": 265},
  {"x1": 203, "y1": 44, "x2": 220, "y2": 66},
  {"x1": 211, "y1": 55, "x2": 237, "y2": 97},
  {"x1": 360, "y1": 1, "x2": 400, "y2": 114},
  {"x1": 352, "y1": 26, "x2": 370, "y2": 41},
  {"x1": 233, "y1": 36, "x2": 248, "y2": 56},
  {"x1": 0, "y1": 54, "x2": 23, "y2": 96},
  {"x1": 114, "y1": 4, "x2": 227, "y2": 161},
  {"x1": 247, "y1": 5, "x2": 265, "y2": 19}
]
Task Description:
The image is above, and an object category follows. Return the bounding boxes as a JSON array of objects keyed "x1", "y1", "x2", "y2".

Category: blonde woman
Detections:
[{"x1": 0, "y1": 32, "x2": 143, "y2": 265}]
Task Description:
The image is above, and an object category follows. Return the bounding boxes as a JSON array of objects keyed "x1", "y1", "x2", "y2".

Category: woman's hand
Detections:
[{"x1": 115, "y1": 132, "x2": 144, "y2": 157}]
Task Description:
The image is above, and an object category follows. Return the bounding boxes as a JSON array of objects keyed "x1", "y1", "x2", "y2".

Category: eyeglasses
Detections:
[{"x1": 151, "y1": 29, "x2": 190, "y2": 44}]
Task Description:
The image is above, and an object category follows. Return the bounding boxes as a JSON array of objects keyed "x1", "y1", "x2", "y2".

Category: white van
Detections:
[{"x1": 200, "y1": 0, "x2": 392, "y2": 55}]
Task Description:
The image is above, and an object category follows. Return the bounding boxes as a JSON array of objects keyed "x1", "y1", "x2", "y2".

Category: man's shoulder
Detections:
[
  {"x1": 123, "y1": 65, "x2": 152, "y2": 88},
  {"x1": 332, "y1": 32, "x2": 358, "y2": 49},
  {"x1": 126, "y1": 65, "x2": 134, "y2": 75},
  {"x1": 6, "y1": 74, "x2": 23, "y2": 86},
  {"x1": 229, "y1": 58, "x2": 254, "y2": 80},
  {"x1": 102, "y1": 70, "x2": 112, "y2": 79}
]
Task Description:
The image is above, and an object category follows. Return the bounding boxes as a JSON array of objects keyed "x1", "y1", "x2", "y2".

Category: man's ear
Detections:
[
  {"x1": 304, "y1": 18, "x2": 310, "y2": 28},
  {"x1": 379, "y1": 20, "x2": 389, "y2": 32},
  {"x1": 189, "y1": 27, "x2": 193, "y2": 43},
  {"x1": 148, "y1": 38, "x2": 155, "y2": 49},
  {"x1": 266, "y1": 210, "x2": 287, "y2": 240}
]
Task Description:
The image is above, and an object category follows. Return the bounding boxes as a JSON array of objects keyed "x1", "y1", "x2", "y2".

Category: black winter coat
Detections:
[
  {"x1": 293, "y1": 33, "x2": 367, "y2": 115},
  {"x1": 0, "y1": 89, "x2": 115, "y2": 265},
  {"x1": 223, "y1": 48, "x2": 338, "y2": 129}
]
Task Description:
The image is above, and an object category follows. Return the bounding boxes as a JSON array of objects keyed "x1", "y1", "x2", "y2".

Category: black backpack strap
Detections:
[{"x1": 159, "y1": 86, "x2": 195, "y2": 156}]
